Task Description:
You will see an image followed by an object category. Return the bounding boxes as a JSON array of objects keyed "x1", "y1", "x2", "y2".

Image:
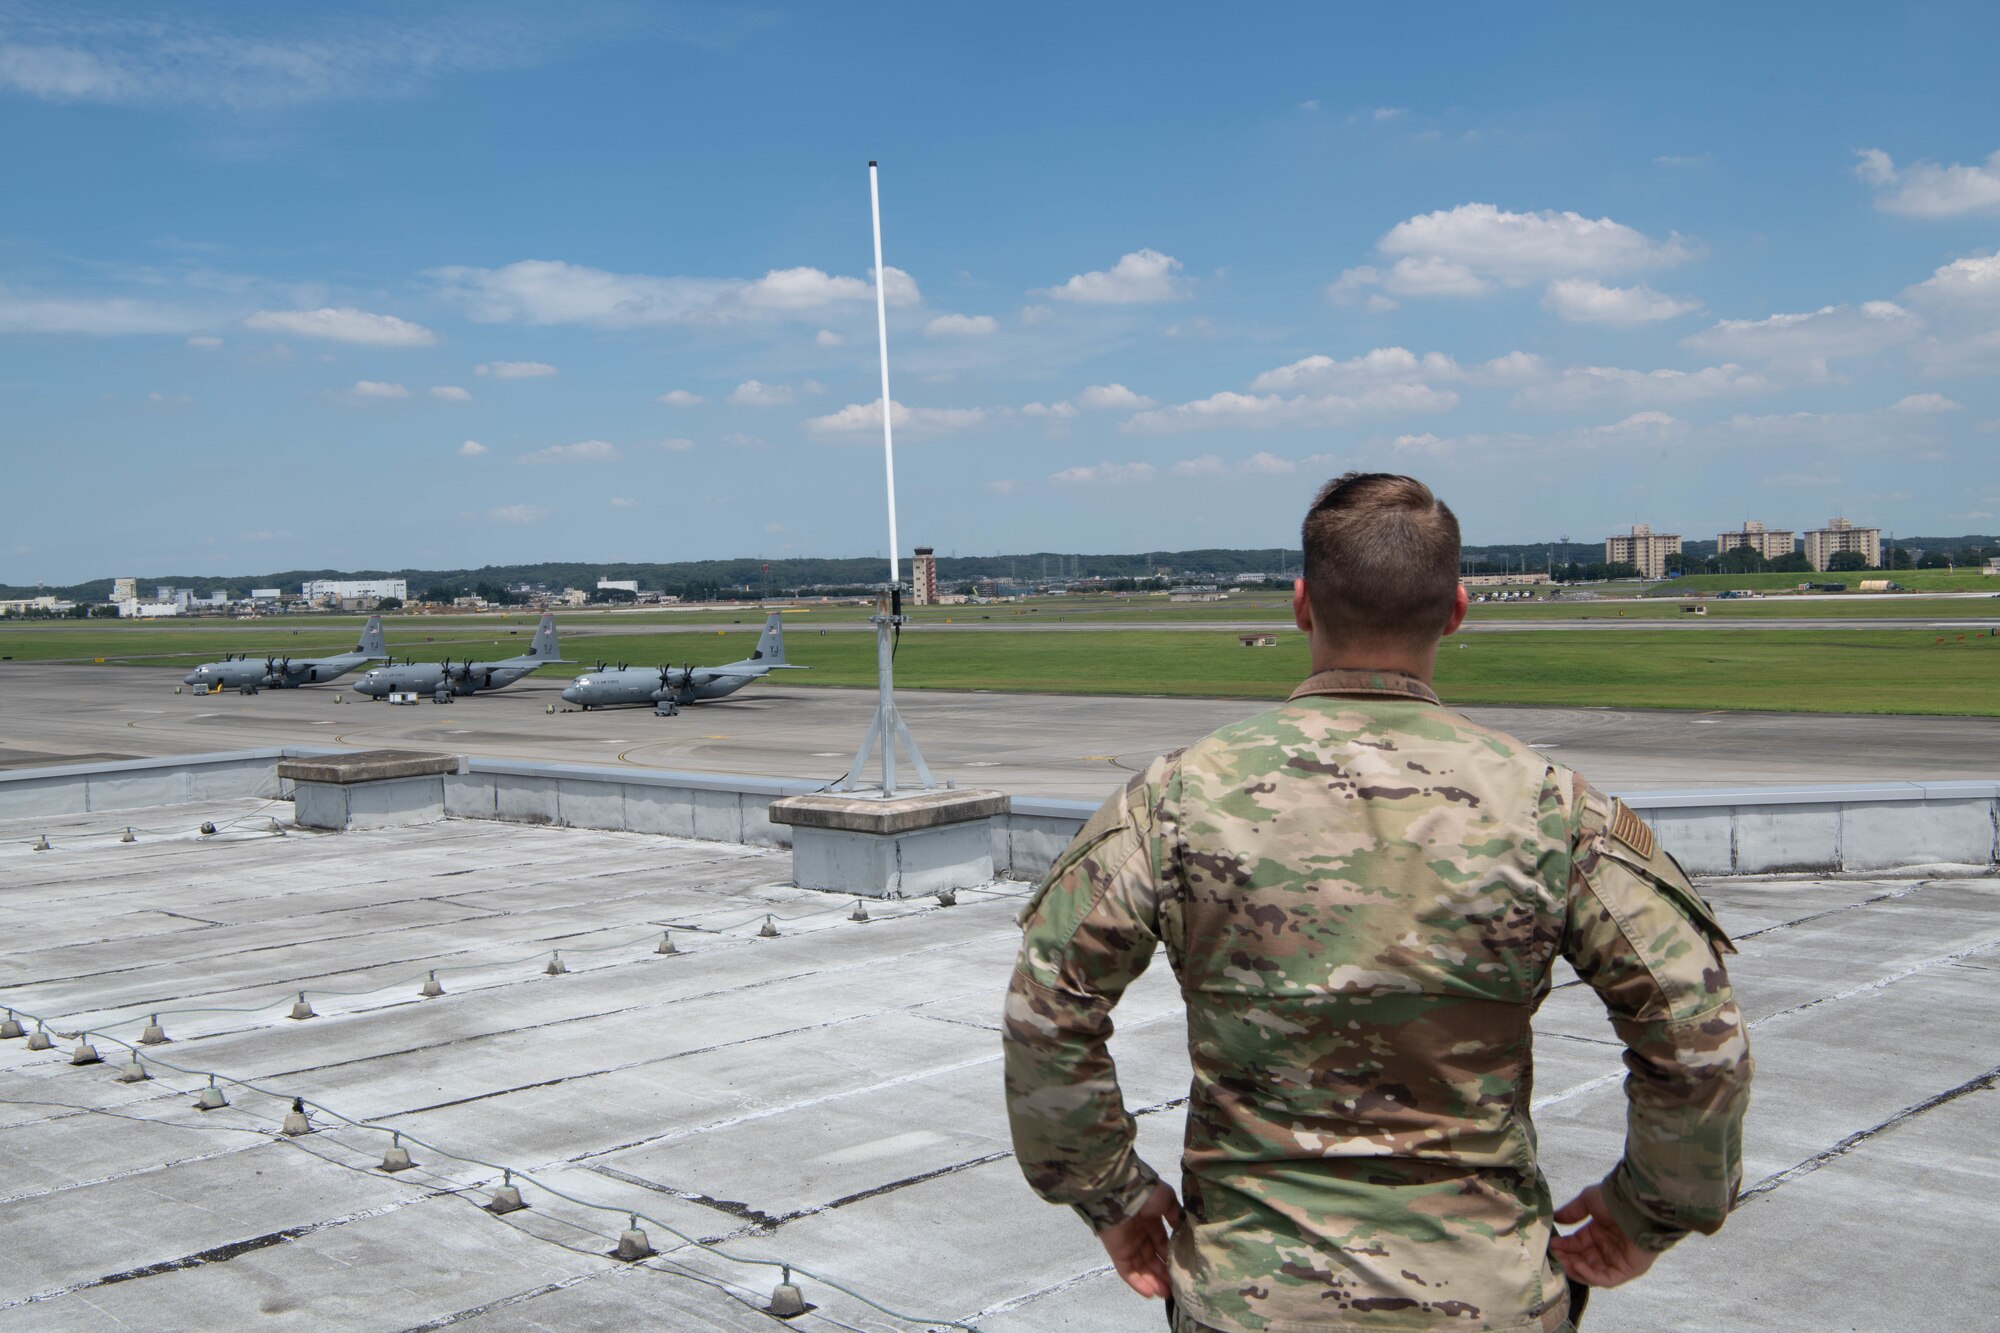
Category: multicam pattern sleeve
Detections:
[
  {"x1": 1563, "y1": 787, "x2": 1755, "y2": 1252},
  {"x1": 1004, "y1": 766, "x2": 1173, "y2": 1230}
]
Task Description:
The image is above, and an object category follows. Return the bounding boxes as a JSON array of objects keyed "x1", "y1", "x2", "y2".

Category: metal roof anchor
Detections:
[
  {"x1": 848, "y1": 899, "x2": 870, "y2": 922},
  {"x1": 289, "y1": 993, "x2": 316, "y2": 1020},
  {"x1": 655, "y1": 930, "x2": 679, "y2": 955},
  {"x1": 544, "y1": 952, "x2": 568, "y2": 976},
  {"x1": 420, "y1": 971, "x2": 444, "y2": 998},
  {"x1": 70, "y1": 1034, "x2": 102, "y2": 1066},
  {"x1": 25, "y1": 1023, "x2": 54, "y2": 1051},
  {"x1": 0, "y1": 1011, "x2": 23, "y2": 1040},
  {"x1": 115, "y1": 1054, "x2": 151, "y2": 1083},
  {"x1": 758, "y1": 914, "x2": 780, "y2": 938},
  {"x1": 195, "y1": 1075, "x2": 229, "y2": 1110},
  {"x1": 140, "y1": 1014, "x2": 169, "y2": 1044},
  {"x1": 281, "y1": 1097, "x2": 312, "y2": 1136}
]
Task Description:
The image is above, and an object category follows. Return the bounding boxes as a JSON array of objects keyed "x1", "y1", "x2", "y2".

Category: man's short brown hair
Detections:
[{"x1": 1300, "y1": 472, "x2": 1461, "y2": 646}]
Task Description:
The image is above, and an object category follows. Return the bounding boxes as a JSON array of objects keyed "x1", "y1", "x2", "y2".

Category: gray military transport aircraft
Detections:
[
  {"x1": 352, "y1": 614, "x2": 564, "y2": 701},
  {"x1": 561, "y1": 612, "x2": 803, "y2": 715},
  {"x1": 182, "y1": 617, "x2": 387, "y2": 693}
]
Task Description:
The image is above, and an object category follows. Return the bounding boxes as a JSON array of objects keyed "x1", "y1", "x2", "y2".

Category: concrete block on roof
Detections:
[
  {"x1": 1733, "y1": 802, "x2": 1841, "y2": 874},
  {"x1": 344, "y1": 774, "x2": 446, "y2": 829},
  {"x1": 1651, "y1": 808, "x2": 1735, "y2": 876},
  {"x1": 276, "y1": 750, "x2": 460, "y2": 784},
  {"x1": 772, "y1": 788, "x2": 1009, "y2": 897},
  {"x1": 1841, "y1": 798, "x2": 1997, "y2": 872}
]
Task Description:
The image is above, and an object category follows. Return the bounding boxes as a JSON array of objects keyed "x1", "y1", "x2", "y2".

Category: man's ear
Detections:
[
  {"x1": 1293, "y1": 578, "x2": 1314, "y2": 634},
  {"x1": 1443, "y1": 583, "x2": 1470, "y2": 636}
]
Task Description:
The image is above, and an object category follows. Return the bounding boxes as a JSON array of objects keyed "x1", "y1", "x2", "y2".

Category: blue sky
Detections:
[{"x1": 3, "y1": 1, "x2": 1998, "y2": 584}]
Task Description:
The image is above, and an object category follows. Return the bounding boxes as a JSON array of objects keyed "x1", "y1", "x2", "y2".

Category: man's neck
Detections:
[{"x1": 1308, "y1": 641, "x2": 1438, "y2": 685}]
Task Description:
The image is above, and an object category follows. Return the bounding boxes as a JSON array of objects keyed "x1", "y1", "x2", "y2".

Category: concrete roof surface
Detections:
[{"x1": 2, "y1": 801, "x2": 1995, "y2": 1331}]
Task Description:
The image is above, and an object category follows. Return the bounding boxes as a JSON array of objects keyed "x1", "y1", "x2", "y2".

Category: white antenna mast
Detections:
[
  {"x1": 834, "y1": 161, "x2": 934, "y2": 796},
  {"x1": 871, "y1": 161, "x2": 900, "y2": 589}
]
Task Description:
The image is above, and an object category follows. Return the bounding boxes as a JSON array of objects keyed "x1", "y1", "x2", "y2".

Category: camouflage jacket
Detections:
[{"x1": 1004, "y1": 669, "x2": 1752, "y2": 1332}]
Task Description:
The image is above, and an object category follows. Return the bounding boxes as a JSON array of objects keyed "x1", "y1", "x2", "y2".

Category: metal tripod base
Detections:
[{"x1": 832, "y1": 611, "x2": 934, "y2": 796}]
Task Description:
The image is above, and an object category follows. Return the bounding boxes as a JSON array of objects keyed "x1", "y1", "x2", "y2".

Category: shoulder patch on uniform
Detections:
[{"x1": 1609, "y1": 800, "x2": 1656, "y2": 861}]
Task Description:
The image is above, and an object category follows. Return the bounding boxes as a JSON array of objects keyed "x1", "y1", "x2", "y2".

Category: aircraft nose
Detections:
[
  {"x1": 560, "y1": 686, "x2": 580, "y2": 702},
  {"x1": 182, "y1": 671, "x2": 199, "y2": 684}
]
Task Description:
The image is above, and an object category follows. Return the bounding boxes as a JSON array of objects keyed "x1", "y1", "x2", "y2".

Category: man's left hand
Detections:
[{"x1": 1098, "y1": 1182, "x2": 1183, "y2": 1299}]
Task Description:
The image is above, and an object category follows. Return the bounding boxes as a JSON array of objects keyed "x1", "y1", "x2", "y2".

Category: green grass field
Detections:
[
  {"x1": 758, "y1": 626, "x2": 2000, "y2": 716},
  {"x1": 1646, "y1": 569, "x2": 1998, "y2": 595},
  {"x1": 5, "y1": 606, "x2": 1998, "y2": 716}
]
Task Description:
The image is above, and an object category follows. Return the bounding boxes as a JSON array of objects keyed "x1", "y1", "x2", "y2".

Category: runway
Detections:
[{"x1": 2, "y1": 663, "x2": 1994, "y2": 802}]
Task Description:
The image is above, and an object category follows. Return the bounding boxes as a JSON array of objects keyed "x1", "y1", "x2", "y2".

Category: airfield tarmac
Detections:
[{"x1": 4, "y1": 663, "x2": 1997, "y2": 800}]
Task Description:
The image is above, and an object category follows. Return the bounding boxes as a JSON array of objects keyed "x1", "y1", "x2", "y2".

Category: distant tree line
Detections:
[{"x1": 8, "y1": 537, "x2": 1995, "y2": 603}]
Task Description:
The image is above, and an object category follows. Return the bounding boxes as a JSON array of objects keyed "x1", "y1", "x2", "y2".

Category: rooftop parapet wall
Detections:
[{"x1": 2, "y1": 751, "x2": 1992, "y2": 879}]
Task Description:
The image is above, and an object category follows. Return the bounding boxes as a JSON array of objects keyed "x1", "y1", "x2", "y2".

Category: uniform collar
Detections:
[{"x1": 1287, "y1": 668, "x2": 1441, "y2": 705}]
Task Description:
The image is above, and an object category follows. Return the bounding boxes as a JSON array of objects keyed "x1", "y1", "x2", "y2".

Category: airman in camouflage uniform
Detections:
[{"x1": 1003, "y1": 474, "x2": 1752, "y2": 1333}]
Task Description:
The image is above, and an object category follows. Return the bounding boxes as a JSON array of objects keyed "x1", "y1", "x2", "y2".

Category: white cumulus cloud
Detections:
[
  {"x1": 806, "y1": 398, "x2": 987, "y2": 435},
  {"x1": 1126, "y1": 383, "x2": 1458, "y2": 433},
  {"x1": 430, "y1": 259, "x2": 917, "y2": 328},
  {"x1": 430, "y1": 385, "x2": 470, "y2": 401},
  {"x1": 1050, "y1": 461, "x2": 1157, "y2": 485},
  {"x1": 345, "y1": 379, "x2": 409, "y2": 400},
  {"x1": 1380, "y1": 203, "x2": 1697, "y2": 281},
  {"x1": 1856, "y1": 148, "x2": 2000, "y2": 218},
  {"x1": 520, "y1": 439, "x2": 619, "y2": 464},
  {"x1": 1681, "y1": 301, "x2": 1919, "y2": 368},
  {"x1": 654, "y1": 437, "x2": 695, "y2": 452},
  {"x1": 1903, "y1": 252, "x2": 2000, "y2": 312},
  {"x1": 1542, "y1": 279, "x2": 1703, "y2": 325},
  {"x1": 1022, "y1": 401, "x2": 1078, "y2": 419},
  {"x1": 815, "y1": 328, "x2": 845, "y2": 348},
  {"x1": 1042, "y1": 249, "x2": 1187, "y2": 304},
  {"x1": 925, "y1": 313, "x2": 998, "y2": 336},
  {"x1": 1515, "y1": 364, "x2": 1769, "y2": 409},
  {"x1": 729, "y1": 379, "x2": 794, "y2": 406},
  {"x1": 458, "y1": 439, "x2": 487, "y2": 457},
  {"x1": 1892, "y1": 392, "x2": 1962, "y2": 413},
  {"x1": 0, "y1": 289, "x2": 207, "y2": 335},
  {"x1": 656, "y1": 388, "x2": 703, "y2": 406},
  {"x1": 475, "y1": 360, "x2": 558, "y2": 378},
  {"x1": 186, "y1": 334, "x2": 223, "y2": 348},
  {"x1": 1077, "y1": 383, "x2": 1155, "y2": 409},
  {"x1": 488, "y1": 504, "x2": 546, "y2": 523},
  {"x1": 244, "y1": 306, "x2": 435, "y2": 346},
  {"x1": 610, "y1": 497, "x2": 639, "y2": 509},
  {"x1": 1334, "y1": 203, "x2": 1696, "y2": 302},
  {"x1": 1172, "y1": 455, "x2": 1227, "y2": 477}
]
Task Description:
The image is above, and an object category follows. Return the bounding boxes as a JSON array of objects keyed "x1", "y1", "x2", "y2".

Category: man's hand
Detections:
[
  {"x1": 1097, "y1": 1182, "x2": 1183, "y2": 1299},
  {"x1": 1552, "y1": 1185, "x2": 1657, "y2": 1288}
]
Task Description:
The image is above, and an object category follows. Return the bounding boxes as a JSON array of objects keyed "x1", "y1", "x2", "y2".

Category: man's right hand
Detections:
[
  {"x1": 1552, "y1": 1185, "x2": 1657, "y2": 1287},
  {"x1": 1097, "y1": 1182, "x2": 1183, "y2": 1299}
]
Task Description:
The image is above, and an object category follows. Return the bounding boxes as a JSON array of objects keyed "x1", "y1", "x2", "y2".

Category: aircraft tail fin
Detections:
[
  {"x1": 355, "y1": 615, "x2": 386, "y2": 658},
  {"x1": 748, "y1": 611, "x2": 786, "y2": 665},
  {"x1": 527, "y1": 613, "x2": 559, "y2": 659}
]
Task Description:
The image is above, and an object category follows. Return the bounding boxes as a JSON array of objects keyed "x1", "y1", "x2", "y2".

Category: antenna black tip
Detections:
[{"x1": 868, "y1": 159, "x2": 878, "y2": 168}]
